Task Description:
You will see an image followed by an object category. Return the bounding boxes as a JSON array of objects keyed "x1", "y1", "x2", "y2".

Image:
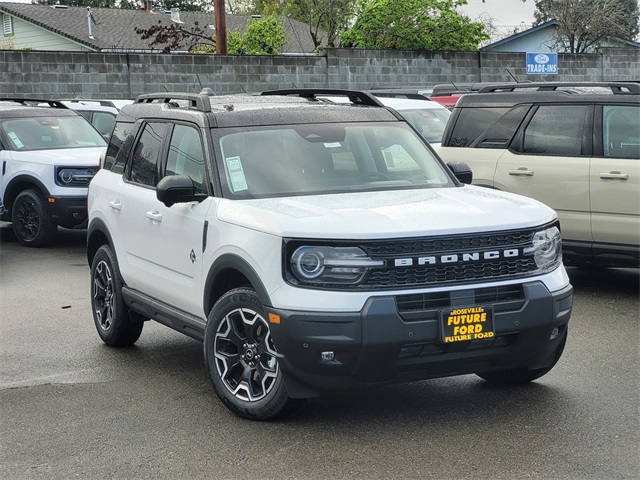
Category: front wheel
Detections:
[
  {"x1": 11, "y1": 189, "x2": 57, "y2": 247},
  {"x1": 477, "y1": 330, "x2": 567, "y2": 385},
  {"x1": 204, "y1": 288, "x2": 300, "y2": 420},
  {"x1": 90, "y1": 245, "x2": 143, "y2": 347}
]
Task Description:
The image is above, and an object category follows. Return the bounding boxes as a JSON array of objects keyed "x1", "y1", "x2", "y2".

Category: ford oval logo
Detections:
[{"x1": 534, "y1": 54, "x2": 550, "y2": 64}]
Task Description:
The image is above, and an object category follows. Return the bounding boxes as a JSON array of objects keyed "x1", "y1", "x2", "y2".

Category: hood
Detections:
[
  {"x1": 8, "y1": 147, "x2": 105, "y2": 167},
  {"x1": 216, "y1": 185, "x2": 557, "y2": 239}
]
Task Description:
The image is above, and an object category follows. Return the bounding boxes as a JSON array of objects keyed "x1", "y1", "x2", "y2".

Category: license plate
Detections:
[{"x1": 441, "y1": 306, "x2": 495, "y2": 343}]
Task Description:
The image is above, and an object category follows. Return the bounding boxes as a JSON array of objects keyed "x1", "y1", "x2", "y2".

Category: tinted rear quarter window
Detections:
[{"x1": 447, "y1": 107, "x2": 509, "y2": 147}]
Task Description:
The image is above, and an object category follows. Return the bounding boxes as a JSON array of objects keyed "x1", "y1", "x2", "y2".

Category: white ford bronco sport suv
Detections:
[
  {"x1": 0, "y1": 98, "x2": 107, "y2": 246},
  {"x1": 87, "y1": 89, "x2": 573, "y2": 420}
]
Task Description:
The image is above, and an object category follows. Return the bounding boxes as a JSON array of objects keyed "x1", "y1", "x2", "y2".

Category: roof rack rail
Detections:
[
  {"x1": 260, "y1": 88, "x2": 384, "y2": 107},
  {"x1": 61, "y1": 98, "x2": 122, "y2": 109},
  {"x1": 0, "y1": 98, "x2": 69, "y2": 109},
  {"x1": 476, "y1": 82, "x2": 640, "y2": 94},
  {"x1": 135, "y1": 88, "x2": 216, "y2": 113}
]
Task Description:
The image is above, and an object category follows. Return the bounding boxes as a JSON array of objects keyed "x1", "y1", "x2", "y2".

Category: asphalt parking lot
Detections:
[{"x1": 1, "y1": 223, "x2": 638, "y2": 480}]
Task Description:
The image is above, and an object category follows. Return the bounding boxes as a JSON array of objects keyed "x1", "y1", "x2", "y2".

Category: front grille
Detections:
[
  {"x1": 355, "y1": 225, "x2": 548, "y2": 289},
  {"x1": 396, "y1": 284, "x2": 525, "y2": 322},
  {"x1": 366, "y1": 258, "x2": 535, "y2": 288}
]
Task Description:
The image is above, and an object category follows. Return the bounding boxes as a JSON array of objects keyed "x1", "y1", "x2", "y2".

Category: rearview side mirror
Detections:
[
  {"x1": 446, "y1": 161, "x2": 473, "y2": 185},
  {"x1": 156, "y1": 175, "x2": 207, "y2": 207}
]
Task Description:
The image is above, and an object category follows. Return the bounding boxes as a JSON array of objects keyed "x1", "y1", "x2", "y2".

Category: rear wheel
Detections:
[
  {"x1": 90, "y1": 245, "x2": 143, "y2": 346},
  {"x1": 11, "y1": 189, "x2": 57, "y2": 247},
  {"x1": 477, "y1": 330, "x2": 567, "y2": 385},
  {"x1": 204, "y1": 288, "x2": 301, "y2": 420}
]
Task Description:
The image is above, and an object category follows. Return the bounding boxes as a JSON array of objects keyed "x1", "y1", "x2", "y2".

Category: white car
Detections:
[
  {"x1": 60, "y1": 99, "x2": 133, "y2": 139},
  {"x1": 0, "y1": 98, "x2": 106, "y2": 246},
  {"x1": 321, "y1": 95, "x2": 450, "y2": 149},
  {"x1": 87, "y1": 88, "x2": 572, "y2": 420}
]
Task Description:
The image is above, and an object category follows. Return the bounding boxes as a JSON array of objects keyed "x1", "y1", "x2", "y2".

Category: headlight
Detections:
[
  {"x1": 290, "y1": 246, "x2": 384, "y2": 285},
  {"x1": 55, "y1": 167, "x2": 98, "y2": 187},
  {"x1": 525, "y1": 225, "x2": 562, "y2": 270}
]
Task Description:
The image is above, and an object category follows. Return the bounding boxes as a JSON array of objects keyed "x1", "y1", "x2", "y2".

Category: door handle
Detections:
[
  {"x1": 508, "y1": 167, "x2": 534, "y2": 177},
  {"x1": 600, "y1": 171, "x2": 629, "y2": 180},
  {"x1": 146, "y1": 211, "x2": 163, "y2": 222},
  {"x1": 108, "y1": 200, "x2": 122, "y2": 211}
]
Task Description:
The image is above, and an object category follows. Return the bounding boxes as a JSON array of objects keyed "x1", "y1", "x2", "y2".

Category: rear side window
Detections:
[
  {"x1": 127, "y1": 122, "x2": 165, "y2": 187},
  {"x1": 446, "y1": 107, "x2": 509, "y2": 147},
  {"x1": 603, "y1": 105, "x2": 640, "y2": 159},
  {"x1": 521, "y1": 105, "x2": 589, "y2": 156}
]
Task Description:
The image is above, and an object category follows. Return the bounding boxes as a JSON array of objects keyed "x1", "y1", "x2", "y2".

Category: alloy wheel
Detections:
[{"x1": 214, "y1": 307, "x2": 278, "y2": 402}]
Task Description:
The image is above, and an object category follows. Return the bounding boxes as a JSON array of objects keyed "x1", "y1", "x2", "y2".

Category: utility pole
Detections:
[{"x1": 214, "y1": 0, "x2": 228, "y2": 54}]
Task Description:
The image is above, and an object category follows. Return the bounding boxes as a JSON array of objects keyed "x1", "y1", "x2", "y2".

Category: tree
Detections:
[
  {"x1": 238, "y1": 0, "x2": 356, "y2": 50},
  {"x1": 533, "y1": 0, "x2": 639, "y2": 53},
  {"x1": 136, "y1": 11, "x2": 287, "y2": 54},
  {"x1": 226, "y1": 12, "x2": 287, "y2": 54},
  {"x1": 339, "y1": 0, "x2": 488, "y2": 50}
]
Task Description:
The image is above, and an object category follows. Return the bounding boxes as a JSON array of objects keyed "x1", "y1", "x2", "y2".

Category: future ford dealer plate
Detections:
[{"x1": 441, "y1": 306, "x2": 495, "y2": 343}]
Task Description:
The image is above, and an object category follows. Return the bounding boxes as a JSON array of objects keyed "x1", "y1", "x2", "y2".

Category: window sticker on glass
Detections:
[
  {"x1": 225, "y1": 156, "x2": 248, "y2": 192},
  {"x1": 7, "y1": 131, "x2": 24, "y2": 149}
]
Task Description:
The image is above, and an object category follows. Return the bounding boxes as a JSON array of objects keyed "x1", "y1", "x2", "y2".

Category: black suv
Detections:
[{"x1": 438, "y1": 82, "x2": 640, "y2": 268}]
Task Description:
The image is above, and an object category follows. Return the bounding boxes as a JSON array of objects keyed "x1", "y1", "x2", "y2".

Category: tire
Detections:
[
  {"x1": 11, "y1": 189, "x2": 57, "y2": 247},
  {"x1": 477, "y1": 329, "x2": 567, "y2": 385},
  {"x1": 204, "y1": 287, "x2": 300, "y2": 420},
  {"x1": 90, "y1": 245, "x2": 143, "y2": 347}
]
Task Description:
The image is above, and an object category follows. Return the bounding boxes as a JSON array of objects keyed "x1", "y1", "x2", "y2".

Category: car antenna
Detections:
[
  {"x1": 196, "y1": 72, "x2": 203, "y2": 90},
  {"x1": 506, "y1": 68, "x2": 519, "y2": 82}
]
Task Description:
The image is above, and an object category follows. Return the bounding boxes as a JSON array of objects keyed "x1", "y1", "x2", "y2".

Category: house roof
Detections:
[
  {"x1": 482, "y1": 19, "x2": 640, "y2": 51},
  {"x1": 481, "y1": 20, "x2": 558, "y2": 51},
  {"x1": 0, "y1": 3, "x2": 320, "y2": 53}
]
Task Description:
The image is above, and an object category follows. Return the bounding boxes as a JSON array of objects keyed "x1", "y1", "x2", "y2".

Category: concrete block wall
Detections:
[{"x1": 0, "y1": 47, "x2": 638, "y2": 99}]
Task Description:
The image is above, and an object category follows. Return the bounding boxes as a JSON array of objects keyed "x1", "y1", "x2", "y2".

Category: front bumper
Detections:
[
  {"x1": 49, "y1": 196, "x2": 88, "y2": 228},
  {"x1": 267, "y1": 281, "x2": 573, "y2": 396}
]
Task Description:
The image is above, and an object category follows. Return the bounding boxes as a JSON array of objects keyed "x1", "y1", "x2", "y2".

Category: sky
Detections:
[{"x1": 458, "y1": 0, "x2": 537, "y2": 28}]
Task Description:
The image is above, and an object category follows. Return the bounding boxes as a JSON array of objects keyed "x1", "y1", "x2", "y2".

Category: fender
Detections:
[
  {"x1": 87, "y1": 217, "x2": 116, "y2": 266},
  {"x1": 204, "y1": 254, "x2": 272, "y2": 315},
  {"x1": 2, "y1": 174, "x2": 51, "y2": 208}
]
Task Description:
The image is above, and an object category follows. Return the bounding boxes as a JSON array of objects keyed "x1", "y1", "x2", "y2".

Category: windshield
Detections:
[
  {"x1": 1, "y1": 116, "x2": 106, "y2": 151},
  {"x1": 215, "y1": 122, "x2": 454, "y2": 199}
]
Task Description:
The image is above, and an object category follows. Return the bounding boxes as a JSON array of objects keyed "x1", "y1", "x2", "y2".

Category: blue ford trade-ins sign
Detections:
[{"x1": 526, "y1": 52, "x2": 558, "y2": 75}]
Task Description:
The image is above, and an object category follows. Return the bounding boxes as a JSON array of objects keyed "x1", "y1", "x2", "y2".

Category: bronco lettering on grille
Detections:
[{"x1": 394, "y1": 249, "x2": 521, "y2": 267}]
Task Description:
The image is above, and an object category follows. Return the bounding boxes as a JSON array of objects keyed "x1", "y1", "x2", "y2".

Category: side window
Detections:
[
  {"x1": 522, "y1": 105, "x2": 588, "y2": 156},
  {"x1": 603, "y1": 105, "x2": 640, "y2": 159},
  {"x1": 128, "y1": 122, "x2": 165, "y2": 187},
  {"x1": 165, "y1": 124, "x2": 206, "y2": 194},
  {"x1": 92, "y1": 112, "x2": 116, "y2": 138},
  {"x1": 104, "y1": 121, "x2": 135, "y2": 173},
  {"x1": 447, "y1": 107, "x2": 509, "y2": 147}
]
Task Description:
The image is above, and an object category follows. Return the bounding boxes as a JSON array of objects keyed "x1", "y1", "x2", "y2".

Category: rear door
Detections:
[
  {"x1": 591, "y1": 104, "x2": 640, "y2": 249},
  {"x1": 493, "y1": 104, "x2": 592, "y2": 245}
]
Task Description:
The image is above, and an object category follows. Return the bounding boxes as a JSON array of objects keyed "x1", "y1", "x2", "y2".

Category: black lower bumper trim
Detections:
[{"x1": 268, "y1": 281, "x2": 573, "y2": 395}]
